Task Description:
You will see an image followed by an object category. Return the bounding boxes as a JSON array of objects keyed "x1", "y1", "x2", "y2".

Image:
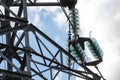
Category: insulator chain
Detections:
[{"x1": 69, "y1": 8, "x2": 80, "y2": 36}]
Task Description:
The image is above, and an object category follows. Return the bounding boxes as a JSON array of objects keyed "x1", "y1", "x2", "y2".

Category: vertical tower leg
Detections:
[
  {"x1": 22, "y1": 0, "x2": 31, "y2": 79},
  {"x1": 4, "y1": 0, "x2": 12, "y2": 72}
]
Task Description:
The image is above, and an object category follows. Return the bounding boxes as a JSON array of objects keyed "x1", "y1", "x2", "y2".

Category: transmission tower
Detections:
[{"x1": 0, "y1": 0, "x2": 105, "y2": 80}]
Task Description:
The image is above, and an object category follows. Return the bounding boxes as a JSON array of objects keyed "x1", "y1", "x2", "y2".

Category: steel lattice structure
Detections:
[{"x1": 0, "y1": 0, "x2": 105, "y2": 80}]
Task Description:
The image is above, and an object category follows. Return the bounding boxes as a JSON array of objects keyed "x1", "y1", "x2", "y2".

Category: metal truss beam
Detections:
[
  {"x1": 29, "y1": 24, "x2": 101, "y2": 79},
  {"x1": 29, "y1": 24, "x2": 77, "y2": 62},
  {"x1": 0, "y1": 52, "x2": 21, "y2": 72},
  {"x1": 0, "y1": 25, "x2": 27, "y2": 35},
  {"x1": 0, "y1": 1, "x2": 18, "y2": 18},
  {"x1": 0, "y1": 69, "x2": 31, "y2": 79},
  {"x1": 0, "y1": 23, "x2": 102, "y2": 80},
  {"x1": 12, "y1": 2, "x2": 60, "y2": 6},
  {"x1": 0, "y1": 14, "x2": 28, "y2": 23}
]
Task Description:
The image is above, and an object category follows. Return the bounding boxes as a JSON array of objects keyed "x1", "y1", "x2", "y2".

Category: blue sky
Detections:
[{"x1": 28, "y1": 6, "x2": 68, "y2": 48}]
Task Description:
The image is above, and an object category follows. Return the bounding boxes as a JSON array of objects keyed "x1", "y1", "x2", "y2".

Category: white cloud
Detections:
[
  {"x1": 76, "y1": 0, "x2": 120, "y2": 80},
  {"x1": 53, "y1": 11, "x2": 68, "y2": 32},
  {"x1": 28, "y1": 7, "x2": 46, "y2": 31},
  {"x1": 37, "y1": 6, "x2": 59, "y2": 14},
  {"x1": 27, "y1": 4, "x2": 62, "y2": 31}
]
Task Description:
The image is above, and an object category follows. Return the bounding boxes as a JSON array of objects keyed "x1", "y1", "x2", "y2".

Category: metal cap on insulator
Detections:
[{"x1": 60, "y1": 0, "x2": 77, "y2": 9}]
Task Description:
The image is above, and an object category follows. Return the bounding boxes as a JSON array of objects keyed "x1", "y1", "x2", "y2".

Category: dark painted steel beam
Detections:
[
  {"x1": 0, "y1": 43, "x2": 28, "y2": 51},
  {"x1": 29, "y1": 24, "x2": 101, "y2": 79},
  {"x1": 31, "y1": 68, "x2": 47, "y2": 80},
  {"x1": 0, "y1": 14, "x2": 28, "y2": 23},
  {"x1": 31, "y1": 50, "x2": 93, "y2": 79},
  {"x1": 12, "y1": 2, "x2": 60, "y2": 6},
  {"x1": 29, "y1": 24, "x2": 77, "y2": 62},
  {"x1": 0, "y1": 69, "x2": 31, "y2": 79},
  {"x1": 10, "y1": 1, "x2": 23, "y2": 45},
  {"x1": 15, "y1": 32, "x2": 25, "y2": 47},
  {"x1": 0, "y1": 25, "x2": 27, "y2": 35}
]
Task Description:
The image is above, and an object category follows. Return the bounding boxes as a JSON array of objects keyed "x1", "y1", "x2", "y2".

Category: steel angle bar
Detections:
[
  {"x1": 78, "y1": 63, "x2": 101, "y2": 78},
  {"x1": 12, "y1": 2, "x2": 60, "y2": 6},
  {"x1": 31, "y1": 68, "x2": 47, "y2": 80},
  {"x1": 31, "y1": 51, "x2": 71, "y2": 72},
  {"x1": 50, "y1": 66, "x2": 86, "y2": 79},
  {"x1": 0, "y1": 43, "x2": 28, "y2": 52},
  {"x1": 10, "y1": 4, "x2": 24, "y2": 45},
  {"x1": 52, "y1": 70, "x2": 60, "y2": 80},
  {"x1": 48, "y1": 50, "x2": 60, "y2": 66},
  {"x1": 33, "y1": 31, "x2": 59, "y2": 63},
  {"x1": 30, "y1": 59, "x2": 49, "y2": 72},
  {"x1": 31, "y1": 58, "x2": 85, "y2": 79},
  {"x1": 30, "y1": 52, "x2": 92, "y2": 79},
  {"x1": 12, "y1": 0, "x2": 21, "y2": 5},
  {"x1": 10, "y1": 3, "x2": 23, "y2": 45},
  {"x1": 28, "y1": 0, "x2": 37, "y2": 4},
  {"x1": 60, "y1": 51, "x2": 63, "y2": 65},
  {"x1": 50, "y1": 66, "x2": 93, "y2": 80},
  {"x1": 29, "y1": 24, "x2": 77, "y2": 62},
  {"x1": 0, "y1": 25, "x2": 27, "y2": 35},
  {"x1": 0, "y1": 1, "x2": 18, "y2": 18},
  {"x1": 29, "y1": 24, "x2": 101, "y2": 79},
  {"x1": 30, "y1": 58, "x2": 43, "y2": 77},
  {"x1": 95, "y1": 66, "x2": 106, "y2": 80},
  {"x1": 50, "y1": 68, "x2": 53, "y2": 80},
  {"x1": 15, "y1": 31, "x2": 25, "y2": 47},
  {"x1": 31, "y1": 51, "x2": 59, "y2": 65},
  {"x1": 0, "y1": 69, "x2": 31, "y2": 79},
  {"x1": 0, "y1": 14, "x2": 28, "y2": 23},
  {"x1": 33, "y1": 31, "x2": 47, "y2": 65},
  {"x1": 0, "y1": 52, "x2": 21, "y2": 72},
  {"x1": 31, "y1": 51, "x2": 91, "y2": 79}
]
